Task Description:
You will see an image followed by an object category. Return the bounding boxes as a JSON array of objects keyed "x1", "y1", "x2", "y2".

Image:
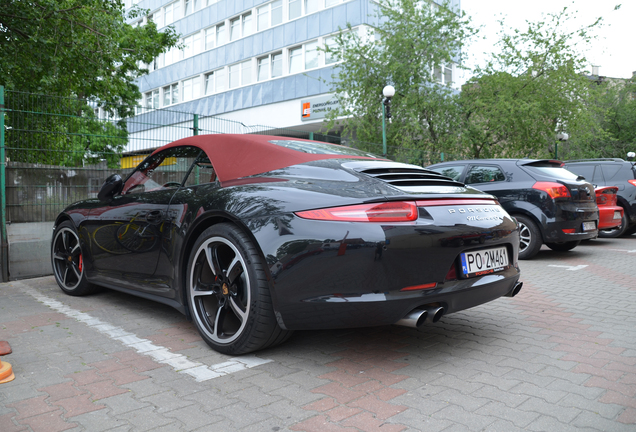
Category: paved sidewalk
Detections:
[{"x1": 1, "y1": 236, "x2": 635, "y2": 431}]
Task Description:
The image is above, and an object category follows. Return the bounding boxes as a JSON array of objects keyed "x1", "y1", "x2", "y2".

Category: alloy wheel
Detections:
[
  {"x1": 52, "y1": 227, "x2": 83, "y2": 290},
  {"x1": 189, "y1": 236, "x2": 250, "y2": 345}
]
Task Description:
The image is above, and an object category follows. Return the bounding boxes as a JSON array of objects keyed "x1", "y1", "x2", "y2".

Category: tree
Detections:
[
  {"x1": 566, "y1": 76, "x2": 636, "y2": 159},
  {"x1": 322, "y1": 0, "x2": 475, "y2": 161},
  {"x1": 0, "y1": 0, "x2": 179, "y2": 166},
  {"x1": 0, "y1": 0, "x2": 178, "y2": 115},
  {"x1": 459, "y1": 7, "x2": 605, "y2": 159}
]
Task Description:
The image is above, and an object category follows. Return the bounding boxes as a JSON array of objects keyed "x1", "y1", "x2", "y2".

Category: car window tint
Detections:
[
  {"x1": 122, "y1": 146, "x2": 201, "y2": 194},
  {"x1": 601, "y1": 164, "x2": 623, "y2": 181},
  {"x1": 465, "y1": 165, "x2": 506, "y2": 184},
  {"x1": 183, "y1": 152, "x2": 217, "y2": 186},
  {"x1": 565, "y1": 164, "x2": 595, "y2": 182},
  {"x1": 429, "y1": 165, "x2": 464, "y2": 181},
  {"x1": 525, "y1": 166, "x2": 579, "y2": 181}
]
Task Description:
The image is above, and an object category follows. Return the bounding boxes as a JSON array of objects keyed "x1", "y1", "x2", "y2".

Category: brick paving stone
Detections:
[
  {"x1": 163, "y1": 404, "x2": 223, "y2": 430},
  {"x1": 54, "y1": 393, "x2": 106, "y2": 418},
  {"x1": 16, "y1": 409, "x2": 77, "y2": 432},
  {"x1": 0, "y1": 413, "x2": 28, "y2": 432},
  {"x1": 118, "y1": 406, "x2": 179, "y2": 431}
]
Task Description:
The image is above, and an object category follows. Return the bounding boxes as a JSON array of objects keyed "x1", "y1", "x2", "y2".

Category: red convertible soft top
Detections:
[{"x1": 153, "y1": 134, "x2": 383, "y2": 183}]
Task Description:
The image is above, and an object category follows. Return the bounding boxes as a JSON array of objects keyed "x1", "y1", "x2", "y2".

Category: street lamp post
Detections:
[
  {"x1": 555, "y1": 132, "x2": 569, "y2": 160},
  {"x1": 381, "y1": 85, "x2": 395, "y2": 158}
]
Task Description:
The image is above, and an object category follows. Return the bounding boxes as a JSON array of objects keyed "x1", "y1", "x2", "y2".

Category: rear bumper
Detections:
[
  {"x1": 598, "y1": 206, "x2": 624, "y2": 230},
  {"x1": 276, "y1": 266, "x2": 521, "y2": 330}
]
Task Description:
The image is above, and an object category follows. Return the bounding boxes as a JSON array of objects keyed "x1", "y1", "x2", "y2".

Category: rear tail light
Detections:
[
  {"x1": 596, "y1": 188, "x2": 618, "y2": 206},
  {"x1": 445, "y1": 264, "x2": 457, "y2": 281},
  {"x1": 295, "y1": 201, "x2": 418, "y2": 222},
  {"x1": 562, "y1": 228, "x2": 576, "y2": 234},
  {"x1": 628, "y1": 179, "x2": 636, "y2": 187},
  {"x1": 532, "y1": 181, "x2": 571, "y2": 199}
]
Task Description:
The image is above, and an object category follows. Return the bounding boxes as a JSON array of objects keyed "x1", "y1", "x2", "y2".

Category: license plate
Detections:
[
  {"x1": 613, "y1": 211, "x2": 622, "y2": 220},
  {"x1": 582, "y1": 221, "x2": 596, "y2": 231},
  {"x1": 460, "y1": 246, "x2": 509, "y2": 278}
]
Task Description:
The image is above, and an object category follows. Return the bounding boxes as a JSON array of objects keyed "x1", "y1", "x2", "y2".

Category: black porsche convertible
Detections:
[{"x1": 51, "y1": 134, "x2": 522, "y2": 354}]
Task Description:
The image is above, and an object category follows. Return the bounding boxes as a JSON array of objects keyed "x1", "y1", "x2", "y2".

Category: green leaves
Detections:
[{"x1": 323, "y1": 0, "x2": 475, "y2": 161}]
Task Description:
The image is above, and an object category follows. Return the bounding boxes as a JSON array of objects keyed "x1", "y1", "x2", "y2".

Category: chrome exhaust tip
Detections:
[
  {"x1": 425, "y1": 306, "x2": 445, "y2": 323},
  {"x1": 395, "y1": 309, "x2": 428, "y2": 328},
  {"x1": 505, "y1": 281, "x2": 523, "y2": 297}
]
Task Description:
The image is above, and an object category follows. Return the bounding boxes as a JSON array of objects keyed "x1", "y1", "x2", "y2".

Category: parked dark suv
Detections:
[
  {"x1": 563, "y1": 158, "x2": 636, "y2": 237},
  {"x1": 427, "y1": 159, "x2": 599, "y2": 259}
]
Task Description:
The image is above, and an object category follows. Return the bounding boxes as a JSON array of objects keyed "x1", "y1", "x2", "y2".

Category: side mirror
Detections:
[{"x1": 98, "y1": 174, "x2": 123, "y2": 202}]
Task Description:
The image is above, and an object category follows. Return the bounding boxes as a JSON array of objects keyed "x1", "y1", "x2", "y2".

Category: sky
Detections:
[{"x1": 458, "y1": 0, "x2": 635, "y2": 84}]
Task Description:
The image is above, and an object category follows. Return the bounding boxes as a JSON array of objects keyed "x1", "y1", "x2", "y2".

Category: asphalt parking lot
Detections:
[{"x1": 1, "y1": 236, "x2": 635, "y2": 432}]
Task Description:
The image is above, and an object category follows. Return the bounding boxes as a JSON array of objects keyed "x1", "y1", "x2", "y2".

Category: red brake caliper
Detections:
[{"x1": 79, "y1": 254, "x2": 83, "y2": 273}]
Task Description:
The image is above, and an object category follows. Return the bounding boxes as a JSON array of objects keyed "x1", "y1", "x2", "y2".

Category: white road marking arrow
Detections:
[{"x1": 548, "y1": 264, "x2": 588, "y2": 271}]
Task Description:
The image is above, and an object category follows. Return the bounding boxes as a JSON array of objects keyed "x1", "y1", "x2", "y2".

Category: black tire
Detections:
[
  {"x1": 598, "y1": 211, "x2": 629, "y2": 238},
  {"x1": 51, "y1": 221, "x2": 99, "y2": 296},
  {"x1": 545, "y1": 240, "x2": 581, "y2": 252},
  {"x1": 186, "y1": 223, "x2": 291, "y2": 355},
  {"x1": 515, "y1": 215, "x2": 542, "y2": 260}
]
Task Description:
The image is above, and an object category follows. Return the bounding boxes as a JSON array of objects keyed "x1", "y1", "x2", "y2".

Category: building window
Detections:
[
  {"x1": 257, "y1": 51, "x2": 283, "y2": 81},
  {"x1": 305, "y1": 0, "x2": 321, "y2": 14},
  {"x1": 230, "y1": 17, "x2": 240, "y2": 41},
  {"x1": 229, "y1": 64, "x2": 240, "y2": 88},
  {"x1": 182, "y1": 76, "x2": 201, "y2": 101},
  {"x1": 182, "y1": 32, "x2": 202, "y2": 58},
  {"x1": 324, "y1": 35, "x2": 338, "y2": 65},
  {"x1": 216, "y1": 23, "x2": 225, "y2": 45},
  {"x1": 215, "y1": 68, "x2": 226, "y2": 92},
  {"x1": 305, "y1": 40, "x2": 319, "y2": 69},
  {"x1": 145, "y1": 90, "x2": 159, "y2": 109},
  {"x1": 205, "y1": 72, "x2": 216, "y2": 95},
  {"x1": 230, "y1": 12, "x2": 252, "y2": 41},
  {"x1": 289, "y1": 0, "x2": 301, "y2": 20},
  {"x1": 289, "y1": 46, "x2": 302, "y2": 74},
  {"x1": 257, "y1": 5, "x2": 269, "y2": 31},
  {"x1": 257, "y1": 56, "x2": 270, "y2": 81},
  {"x1": 184, "y1": 0, "x2": 193, "y2": 16},
  {"x1": 257, "y1": 0, "x2": 282, "y2": 31},
  {"x1": 241, "y1": 60, "x2": 252, "y2": 86},
  {"x1": 205, "y1": 27, "x2": 215, "y2": 50},
  {"x1": 272, "y1": 52, "x2": 283, "y2": 77},
  {"x1": 163, "y1": 83, "x2": 179, "y2": 106},
  {"x1": 242, "y1": 12, "x2": 252, "y2": 37},
  {"x1": 325, "y1": 0, "x2": 340, "y2": 6},
  {"x1": 148, "y1": 9, "x2": 163, "y2": 28},
  {"x1": 164, "y1": 1, "x2": 181, "y2": 26}
]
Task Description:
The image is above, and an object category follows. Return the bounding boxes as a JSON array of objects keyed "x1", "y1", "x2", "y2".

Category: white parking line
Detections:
[
  {"x1": 548, "y1": 264, "x2": 588, "y2": 271},
  {"x1": 21, "y1": 285, "x2": 271, "y2": 382},
  {"x1": 607, "y1": 249, "x2": 636, "y2": 253}
]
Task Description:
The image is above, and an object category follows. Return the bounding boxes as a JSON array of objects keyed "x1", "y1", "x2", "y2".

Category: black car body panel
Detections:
[
  {"x1": 52, "y1": 135, "x2": 522, "y2": 352},
  {"x1": 427, "y1": 159, "x2": 599, "y2": 250}
]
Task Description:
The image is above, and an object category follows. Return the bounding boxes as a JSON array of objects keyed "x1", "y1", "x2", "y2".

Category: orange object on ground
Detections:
[{"x1": 0, "y1": 341, "x2": 15, "y2": 384}]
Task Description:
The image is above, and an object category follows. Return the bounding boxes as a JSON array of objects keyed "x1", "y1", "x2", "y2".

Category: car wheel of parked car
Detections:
[
  {"x1": 598, "y1": 211, "x2": 629, "y2": 238},
  {"x1": 51, "y1": 221, "x2": 99, "y2": 296},
  {"x1": 515, "y1": 215, "x2": 542, "y2": 260},
  {"x1": 187, "y1": 223, "x2": 291, "y2": 355},
  {"x1": 545, "y1": 241, "x2": 581, "y2": 252}
]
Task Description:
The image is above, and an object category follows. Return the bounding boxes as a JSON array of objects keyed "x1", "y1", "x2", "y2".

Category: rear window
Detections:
[
  {"x1": 525, "y1": 166, "x2": 580, "y2": 181},
  {"x1": 428, "y1": 165, "x2": 464, "y2": 181},
  {"x1": 268, "y1": 140, "x2": 381, "y2": 158}
]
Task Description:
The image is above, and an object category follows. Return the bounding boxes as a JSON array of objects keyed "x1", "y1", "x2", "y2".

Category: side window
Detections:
[
  {"x1": 465, "y1": 165, "x2": 506, "y2": 184},
  {"x1": 183, "y1": 152, "x2": 217, "y2": 187},
  {"x1": 122, "y1": 146, "x2": 201, "y2": 194},
  {"x1": 566, "y1": 164, "x2": 596, "y2": 183},
  {"x1": 429, "y1": 165, "x2": 464, "y2": 181}
]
